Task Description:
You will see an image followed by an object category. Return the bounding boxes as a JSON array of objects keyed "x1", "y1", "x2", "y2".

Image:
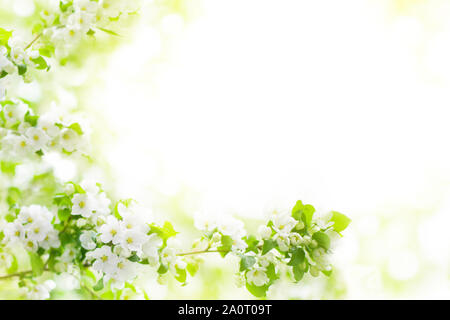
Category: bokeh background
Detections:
[{"x1": 2, "y1": 0, "x2": 450, "y2": 299}]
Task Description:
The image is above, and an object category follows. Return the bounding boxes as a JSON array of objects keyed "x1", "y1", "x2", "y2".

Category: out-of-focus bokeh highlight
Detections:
[{"x1": 3, "y1": 0, "x2": 450, "y2": 299}]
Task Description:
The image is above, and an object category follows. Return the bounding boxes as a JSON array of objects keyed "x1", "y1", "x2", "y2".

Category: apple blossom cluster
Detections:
[
  {"x1": 0, "y1": 175, "x2": 350, "y2": 299},
  {"x1": 0, "y1": 99, "x2": 88, "y2": 159},
  {"x1": 193, "y1": 201, "x2": 351, "y2": 297},
  {"x1": 52, "y1": 181, "x2": 189, "y2": 292},
  {"x1": 27, "y1": 279, "x2": 56, "y2": 300},
  {"x1": 0, "y1": 0, "x2": 141, "y2": 99},
  {"x1": 41, "y1": 0, "x2": 141, "y2": 59},
  {"x1": 3, "y1": 205, "x2": 60, "y2": 252}
]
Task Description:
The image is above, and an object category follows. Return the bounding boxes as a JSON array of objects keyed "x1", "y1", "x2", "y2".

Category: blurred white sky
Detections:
[{"x1": 97, "y1": 0, "x2": 450, "y2": 219}]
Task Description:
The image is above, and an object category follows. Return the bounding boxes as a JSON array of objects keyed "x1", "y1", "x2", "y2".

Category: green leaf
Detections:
[
  {"x1": 17, "y1": 64, "x2": 27, "y2": 76},
  {"x1": 244, "y1": 235, "x2": 259, "y2": 253},
  {"x1": 83, "y1": 269, "x2": 97, "y2": 285},
  {"x1": 68, "y1": 182, "x2": 85, "y2": 194},
  {"x1": 0, "y1": 28, "x2": 12, "y2": 46},
  {"x1": 5, "y1": 213, "x2": 16, "y2": 223},
  {"x1": 59, "y1": 232, "x2": 72, "y2": 247},
  {"x1": 93, "y1": 278, "x2": 104, "y2": 291},
  {"x1": 125, "y1": 282, "x2": 137, "y2": 293},
  {"x1": 291, "y1": 200, "x2": 315, "y2": 227},
  {"x1": 186, "y1": 262, "x2": 199, "y2": 277},
  {"x1": 31, "y1": 56, "x2": 48, "y2": 70},
  {"x1": 59, "y1": 0, "x2": 73, "y2": 12},
  {"x1": 39, "y1": 45, "x2": 55, "y2": 58},
  {"x1": 0, "y1": 161, "x2": 18, "y2": 175},
  {"x1": 265, "y1": 263, "x2": 278, "y2": 281},
  {"x1": 24, "y1": 112, "x2": 38, "y2": 126},
  {"x1": 174, "y1": 267, "x2": 187, "y2": 283},
  {"x1": 239, "y1": 255, "x2": 256, "y2": 272},
  {"x1": 100, "y1": 290, "x2": 115, "y2": 300},
  {"x1": 28, "y1": 252, "x2": 44, "y2": 277},
  {"x1": 149, "y1": 222, "x2": 178, "y2": 243},
  {"x1": 287, "y1": 247, "x2": 305, "y2": 266},
  {"x1": 322, "y1": 268, "x2": 332, "y2": 277},
  {"x1": 292, "y1": 265, "x2": 304, "y2": 282},
  {"x1": 217, "y1": 234, "x2": 233, "y2": 257},
  {"x1": 157, "y1": 263, "x2": 168, "y2": 274},
  {"x1": 246, "y1": 283, "x2": 269, "y2": 298},
  {"x1": 312, "y1": 231, "x2": 330, "y2": 250},
  {"x1": 68, "y1": 122, "x2": 83, "y2": 135},
  {"x1": 7, "y1": 187, "x2": 21, "y2": 206},
  {"x1": 97, "y1": 27, "x2": 120, "y2": 36},
  {"x1": 7, "y1": 254, "x2": 18, "y2": 274},
  {"x1": 32, "y1": 23, "x2": 44, "y2": 35},
  {"x1": 291, "y1": 200, "x2": 304, "y2": 221},
  {"x1": 162, "y1": 221, "x2": 177, "y2": 238},
  {"x1": 128, "y1": 254, "x2": 140, "y2": 262},
  {"x1": 57, "y1": 208, "x2": 71, "y2": 222},
  {"x1": 330, "y1": 211, "x2": 351, "y2": 234},
  {"x1": 53, "y1": 194, "x2": 72, "y2": 207},
  {"x1": 262, "y1": 239, "x2": 277, "y2": 255}
]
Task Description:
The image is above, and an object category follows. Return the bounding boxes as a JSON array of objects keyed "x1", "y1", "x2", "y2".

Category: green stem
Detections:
[
  {"x1": 80, "y1": 283, "x2": 102, "y2": 300},
  {"x1": 25, "y1": 32, "x2": 42, "y2": 50},
  {"x1": 0, "y1": 267, "x2": 50, "y2": 280},
  {"x1": 177, "y1": 249, "x2": 226, "y2": 256},
  {"x1": 0, "y1": 270, "x2": 32, "y2": 280}
]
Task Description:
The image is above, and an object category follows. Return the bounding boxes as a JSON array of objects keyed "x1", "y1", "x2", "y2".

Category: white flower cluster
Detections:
[
  {"x1": 245, "y1": 250, "x2": 280, "y2": 287},
  {"x1": 0, "y1": 100, "x2": 88, "y2": 159},
  {"x1": 194, "y1": 213, "x2": 248, "y2": 253},
  {"x1": 193, "y1": 205, "x2": 343, "y2": 297},
  {"x1": 3, "y1": 205, "x2": 60, "y2": 252},
  {"x1": 0, "y1": 0, "x2": 142, "y2": 99},
  {"x1": 27, "y1": 280, "x2": 56, "y2": 300},
  {"x1": 0, "y1": 31, "x2": 48, "y2": 99},
  {"x1": 69, "y1": 180, "x2": 111, "y2": 222},
  {"x1": 43, "y1": 0, "x2": 141, "y2": 58},
  {"x1": 0, "y1": 35, "x2": 40, "y2": 80},
  {"x1": 259, "y1": 211, "x2": 303, "y2": 251},
  {"x1": 63, "y1": 189, "x2": 185, "y2": 289}
]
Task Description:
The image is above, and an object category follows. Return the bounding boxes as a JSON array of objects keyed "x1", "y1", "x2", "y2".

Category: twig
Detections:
[
  {"x1": 177, "y1": 249, "x2": 226, "y2": 256},
  {"x1": 24, "y1": 32, "x2": 42, "y2": 50}
]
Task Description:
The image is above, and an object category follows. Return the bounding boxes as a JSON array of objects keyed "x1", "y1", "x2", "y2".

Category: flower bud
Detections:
[
  {"x1": 212, "y1": 232, "x2": 221, "y2": 243},
  {"x1": 310, "y1": 265, "x2": 319, "y2": 277},
  {"x1": 295, "y1": 221, "x2": 305, "y2": 230},
  {"x1": 235, "y1": 274, "x2": 246, "y2": 288},
  {"x1": 157, "y1": 274, "x2": 167, "y2": 285},
  {"x1": 175, "y1": 259, "x2": 187, "y2": 270},
  {"x1": 76, "y1": 218, "x2": 87, "y2": 228},
  {"x1": 289, "y1": 233, "x2": 303, "y2": 246},
  {"x1": 64, "y1": 183, "x2": 75, "y2": 195},
  {"x1": 258, "y1": 225, "x2": 272, "y2": 239},
  {"x1": 302, "y1": 235, "x2": 311, "y2": 244}
]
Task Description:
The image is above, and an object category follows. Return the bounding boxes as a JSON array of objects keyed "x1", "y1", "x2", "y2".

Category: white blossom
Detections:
[
  {"x1": 246, "y1": 266, "x2": 269, "y2": 287},
  {"x1": 80, "y1": 230, "x2": 97, "y2": 250},
  {"x1": 28, "y1": 280, "x2": 56, "y2": 300},
  {"x1": 258, "y1": 225, "x2": 272, "y2": 239},
  {"x1": 89, "y1": 246, "x2": 118, "y2": 274},
  {"x1": 71, "y1": 193, "x2": 95, "y2": 218},
  {"x1": 98, "y1": 216, "x2": 124, "y2": 244}
]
